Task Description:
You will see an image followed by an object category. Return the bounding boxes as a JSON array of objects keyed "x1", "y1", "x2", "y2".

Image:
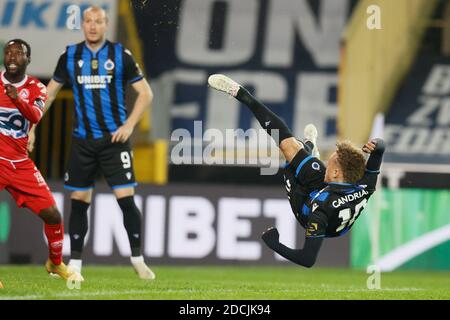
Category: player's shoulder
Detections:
[
  {"x1": 116, "y1": 42, "x2": 134, "y2": 56},
  {"x1": 25, "y1": 76, "x2": 47, "y2": 96},
  {"x1": 102, "y1": 41, "x2": 134, "y2": 57},
  {"x1": 60, "y1": 41, "x2": 85, "y2": 57},
  {"x1": 25, "y1": 74, "x2": 43, "y2": 85},
  {"x1": 24, "y1": 75, "x2": 43, "y2": 87}
]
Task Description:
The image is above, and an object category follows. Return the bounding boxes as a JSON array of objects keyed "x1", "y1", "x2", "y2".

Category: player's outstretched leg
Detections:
[
  {"x1": 208, "y1": 74, "x2": 306, "y2": 162},
  {"x1": 208, "y1": 74, "x2": 293, "y2": 144}
]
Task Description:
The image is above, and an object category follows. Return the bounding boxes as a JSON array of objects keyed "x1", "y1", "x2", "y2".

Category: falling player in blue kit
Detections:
[{"x1": 208, "y1": 74, "x2": 385, "y2": 268}]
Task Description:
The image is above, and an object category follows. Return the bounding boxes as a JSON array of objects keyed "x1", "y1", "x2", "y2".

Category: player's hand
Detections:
[
  {"x1": 27, "y1": 128, "x2": 36, "y2": 153},
  {"x1": 112, "y1": 123, "x2": 134, "y2": 143},
  {"x1": 362, "y1": 140, "x2": 377, "y2": 154},
  {"x1": 261, "y1": 227, "x2": 280, "y2": 249},
  {"x1": 4, "y1": 84, "x2": 18, "y2": 100}
]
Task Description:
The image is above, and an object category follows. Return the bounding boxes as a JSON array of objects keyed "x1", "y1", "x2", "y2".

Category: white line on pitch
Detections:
[{"x1": 0, "y1": 287, "x2": 424, "y2": 300}]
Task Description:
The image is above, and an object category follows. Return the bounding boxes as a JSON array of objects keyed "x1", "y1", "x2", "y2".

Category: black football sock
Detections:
[
  {"x1": 117, "y1": 196, "x2": 142, "y2": 257},
  {"x1": 236, "y1": 87, "x2": 293, "y2": 145},
  {"x1": 69, "y1": 199, "x2": 90, "y2": 259},
  {"x1": 303, "y1": 141, "x2": 314, "y2": 155}
]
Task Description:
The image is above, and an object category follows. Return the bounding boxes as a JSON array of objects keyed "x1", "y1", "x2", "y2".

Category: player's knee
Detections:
[
  {"x1": 114, "y1": 187, "x2": 135, "y2": 199},
  {"x1": 39, "y1": 206, "x2": 62, "y2": 224},
  {"x1": 280, "y1": 137, "x2": 302, "y2": 162},
  {"x1": 71, "y1": 190, "x2": 92, "y2": 203}
]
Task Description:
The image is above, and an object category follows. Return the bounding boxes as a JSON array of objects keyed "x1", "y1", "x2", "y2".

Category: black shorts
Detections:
[
  {"x1": 64, "y1": 136, "x2": 137, "y2": 191},
  {"x1": 283, "y1": 149, "x2": 326, "y2": 225},
  {"x1": 286, "y1": 148, "x2": 326, "y2": 191}
]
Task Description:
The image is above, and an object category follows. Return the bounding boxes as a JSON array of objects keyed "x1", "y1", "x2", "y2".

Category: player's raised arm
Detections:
[{"x1": 362, "y1": 138, "x2": 386, "y2": 172}]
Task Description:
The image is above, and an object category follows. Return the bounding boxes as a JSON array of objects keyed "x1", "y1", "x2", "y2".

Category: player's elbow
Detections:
[
  {"x1": 139, "y1": 88, "x2": 153, "y2": 107},
  {"x1": 295, "y1": 255, "x2": 317, "y2": 268},
  {"x1": 28, "y1": 114, "x2": 41, "y2": 124},
  {"x1": 303, "y1": 259, "x2": 316, "y2": 268},
  {"x1": 147, "y1": 89, "x2": 154, "y2": 105}
]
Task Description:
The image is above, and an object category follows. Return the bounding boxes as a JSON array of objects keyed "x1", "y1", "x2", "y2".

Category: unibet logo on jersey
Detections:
[{"x1": 77, "y1": 75, "x2": 113, "y2": 89}]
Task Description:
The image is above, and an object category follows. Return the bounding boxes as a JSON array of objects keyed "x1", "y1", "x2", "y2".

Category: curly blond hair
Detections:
[{"x1": 335, "y1": 141, "x2": 366, "y2": 184}]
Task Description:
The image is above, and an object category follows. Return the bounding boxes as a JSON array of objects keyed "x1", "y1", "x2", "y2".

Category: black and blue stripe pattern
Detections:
[{"x1": 54, "y1": 41, "x2": 144, "y2": 139}]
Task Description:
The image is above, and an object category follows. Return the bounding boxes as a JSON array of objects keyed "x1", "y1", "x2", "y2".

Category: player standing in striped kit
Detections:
[{"x1": 29, "y1": 6, "x2": 155, "y2": 279}]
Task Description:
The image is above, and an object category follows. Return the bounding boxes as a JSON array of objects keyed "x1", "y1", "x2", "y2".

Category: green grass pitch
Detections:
[{"x1": 0, "y1": 266, "x2": 449, "y2": 300}]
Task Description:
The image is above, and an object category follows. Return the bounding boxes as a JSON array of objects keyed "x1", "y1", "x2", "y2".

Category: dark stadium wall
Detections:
[
  {"x1": 384, "y1": 53, "x2": 450, "y2": 166},
  {"x1": 133, "y1": 0, "x2": 358, "y2": 164},
  {"x1": 6, "y1": 183, "x2": 350, "y2": 267}
]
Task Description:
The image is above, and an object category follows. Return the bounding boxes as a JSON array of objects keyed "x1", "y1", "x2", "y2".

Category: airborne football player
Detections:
[{"x1": 208, "y1": 74, "x2": 385, "y2": 267}]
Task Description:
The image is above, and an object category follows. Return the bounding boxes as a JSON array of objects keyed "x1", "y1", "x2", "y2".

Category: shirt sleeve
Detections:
[
  {"x1": 272, "y1": 236, "x2": 324, "y2": 268},
  {"x1": 122, "y1": 48, "x2": 144, "y2": 84},
  {"x1": 359, "y1": 171, "x2": 379, "y2": 193},
  {"x1": 359, "y1": 138, "x2": 385, "y2": 192},
  {"x1": 52, "y1": 51, "x2": 69, "y2": 84},
  {"x1": 366, "y1": 138, "x2": 385, "y2": 172}
]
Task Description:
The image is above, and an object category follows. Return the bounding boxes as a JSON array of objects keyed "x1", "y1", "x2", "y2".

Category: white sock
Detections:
[
  {"x1": 69, "y1": 259, "x2": 82, "y2": 271},
  {"x1": 130, "y1": 255, "x2": 144, "y2": 265}
]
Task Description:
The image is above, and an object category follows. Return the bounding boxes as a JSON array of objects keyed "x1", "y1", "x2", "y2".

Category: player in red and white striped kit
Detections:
[{"x1": 0, "y1": 39, "x2": 80, "y2": 281}]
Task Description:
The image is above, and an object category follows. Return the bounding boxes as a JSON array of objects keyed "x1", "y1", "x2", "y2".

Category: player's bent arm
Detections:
[
  {"x1": 272, "y1": 237, "x2": 323, "y2": 268},
  {"x1": 261, "y1": 227, "x2": 323, "y2": 268},
  {"x1": 11, "y1": 97, "x2": 43, "y2": 124},
  {"x1": 28, "y1": 80, "x2": 63, "y2": 133},
  {"x1": 27, "y1": 80, "x2": 64, "y2": 151},
  {"x1": 126, "y1": 78, "x2": 154, "y2": 128},
  {"x1": 27, "y1": 80, "x2": 63, "y2": 127},
  {"x1": 44, "y1": 79, "x2": 64, "y2": 115},
  {"x1": 262, "y1": 210, "x2": 328, "y2": 268}
]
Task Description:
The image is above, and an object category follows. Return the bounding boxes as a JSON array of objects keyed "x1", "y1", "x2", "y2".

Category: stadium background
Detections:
[{"x1": 0, "y1": 0, "x2": 449, "y2": 273}]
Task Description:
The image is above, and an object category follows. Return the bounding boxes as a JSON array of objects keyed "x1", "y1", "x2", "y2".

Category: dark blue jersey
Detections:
[
  {"x1": 52, "y1": 40, "x2": 144, "y2": 139},
  {"x1": 301, "y1": 171, "x2": 378, "y2": 238},
  {"x1": 283, "y1": 147, "x2": 381, "y2": 239}
]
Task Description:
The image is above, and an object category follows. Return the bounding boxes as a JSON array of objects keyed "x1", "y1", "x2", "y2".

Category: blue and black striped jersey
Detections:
[
  {"x1": 53, "y1": 40, "x2": 144, "y2": 139},
  {"x1": 283, "y1": 149, "x2": 381, "y2": 239},
  {"x1": 301, "y1": 174, "x2": 378, "y2": 238}
]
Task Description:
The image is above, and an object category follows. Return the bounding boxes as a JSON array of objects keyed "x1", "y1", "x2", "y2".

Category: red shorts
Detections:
[{"x1": 0, "y1": 158, "x2": 56, "y2": 214}]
